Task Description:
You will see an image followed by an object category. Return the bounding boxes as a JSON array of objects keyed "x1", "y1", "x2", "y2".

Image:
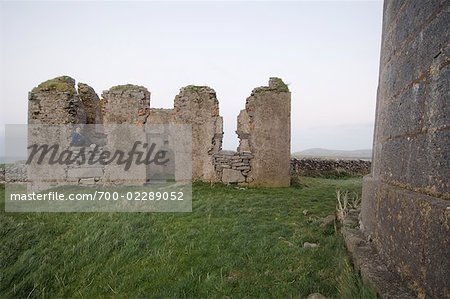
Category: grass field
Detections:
[{"x1": 0, "y1": 177, "x2": 376, "y2": 298}]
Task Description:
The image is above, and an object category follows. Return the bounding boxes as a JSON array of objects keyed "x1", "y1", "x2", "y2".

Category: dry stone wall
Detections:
[
  {"x1": 173, "y1": 86, "x2": 223, "y2": 182},
  {"x1": 213, "y1": 150, "x2": 253, "y2": 184},
  {"x1": 291, "y1": 158, "x2": 371, "y2": 177}
]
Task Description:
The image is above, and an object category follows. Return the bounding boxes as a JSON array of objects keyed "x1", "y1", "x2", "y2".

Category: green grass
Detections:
[{"x1": 0, "y1": 177, "x2": 376, "y2": 298}]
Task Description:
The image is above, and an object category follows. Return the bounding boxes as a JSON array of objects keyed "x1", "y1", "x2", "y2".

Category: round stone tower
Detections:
[{"x1": 361, "y1": 0, "x2": 449, "y2": 297}]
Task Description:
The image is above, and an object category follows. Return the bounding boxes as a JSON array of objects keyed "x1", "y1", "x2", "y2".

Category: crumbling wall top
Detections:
[
  {"x1": 106, "y1": 84, "x2": 150, "y2": 98},
  {"x1": 174, "y1": 85, "x2": 220, "y2": 121},
  {"x1": 102, "y1": 84, "x2": 150, "y2": 125},
  {"x1": 182, "y1": 85, "x2": 216, "y2": 94},
  {"x1": 28, "y1": 75, "x2": 85, "y2": 124},
  {"x1": 31, "y1": 76, "x2": 76, "y2": 95},
  {"x1": 251, "y1": 77, "x2": 289, "y2": 95}
]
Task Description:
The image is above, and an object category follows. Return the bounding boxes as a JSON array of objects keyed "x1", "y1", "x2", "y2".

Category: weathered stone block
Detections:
[
  {"x1": 235, "y1": 166, "x2": 250, "y2": 171},
  {"x1": 79, "y1": 178, "x2": 96, "y2": 185},
  {"x1": 67, "y1": 167, "x2": 103, "y2": 178},
  {"x1": 376, "y1": 130, "x2": 450, "y2": 198},
  {"x1": 377, "y1": 79, "x2": 426, "y2": 139},
  {"x1": 425, "y1": 59, "x2": 450, "y2": 130},
  {"x1": 380, "y1": 0, "x2": 448, "y2": 67},
  {"x1": 222, "y1": 169, "x2": 245, "y2": 183},
  {"x1": 361, "y1": 177, "x2": 450, "y2": 298},
  {"x1": 421, "y1": 129, "x2": 450, "y2": 196}
]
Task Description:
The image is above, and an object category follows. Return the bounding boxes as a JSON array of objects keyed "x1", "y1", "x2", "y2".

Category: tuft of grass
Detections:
[
  {"x1": 252, "y1": 77, "x2": 289, "y2": 94},
  {"x1": 0, "y1": 177, "x2": 375, "y2": 298},
  {"x1": 336, "y1": 258, "x2": 377, "y2": 298}
]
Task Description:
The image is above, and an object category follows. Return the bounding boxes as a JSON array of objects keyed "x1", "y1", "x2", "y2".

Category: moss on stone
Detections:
[
  {"x1": 252, "y1": 77, "x2": 289, "y2": 94},
  {"x1": 109, "y1": 84, "x2": 144, "y2": 91},
  {"x1": 32, "y1": 76, "x2": 76, "y2": 94},
  {"x1": 269, "y1": 77, "x2": 289, "y2": 92},
  {"x1": 185, "y1": 85, "x2": 212, "y2": 92}
]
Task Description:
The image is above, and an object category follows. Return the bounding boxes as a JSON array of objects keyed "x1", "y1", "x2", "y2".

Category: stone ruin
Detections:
[
  {"x1": 350, "y1": 0, "x2": 449, "y2": 297},
  {"x1": 22, "y1": 0, "x2": 450, "y2": 295},
  {"x1": 27, "y1": 77, "x2": 291, "y2": 187}
]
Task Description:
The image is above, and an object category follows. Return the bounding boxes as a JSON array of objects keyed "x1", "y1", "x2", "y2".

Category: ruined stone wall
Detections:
[
  {"x1": 102, "y1": 85, "x2": 151, "y2": 125},
  {"x1": 28, "y1": 76, "x2": 86, "y2": 125},
  {"x1": 173, "y1": 86, "x2": 223, "y2": 182},
  {"x1": 27, "y1": 76, "x2": 291, "y2": 187},
  {"x1": 361, "y1": 1, "x2": 450, "y2": 297},
  {"x1": 101, "y1": 85, "x2": 151, "y2": 185},
  {"x1": 27, "y1": 77, "x2": 87, "y2": 190},
  {"x1": 237, "y1": 78, "x2": 291, "y2": 187}
]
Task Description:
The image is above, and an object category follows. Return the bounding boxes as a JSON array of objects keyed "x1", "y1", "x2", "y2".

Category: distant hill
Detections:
[{"x1": 292, "y1": 148, "x2": 372, "y2": 160}]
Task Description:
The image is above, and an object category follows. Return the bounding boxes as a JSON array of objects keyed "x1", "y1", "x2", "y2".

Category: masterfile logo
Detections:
[{"x1": 4, "y1": 124, "x2": 192, "y2": 212}]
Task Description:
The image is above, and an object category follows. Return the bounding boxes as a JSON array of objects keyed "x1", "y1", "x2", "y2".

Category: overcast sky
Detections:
[{"x1": 0, "y1": 1, "x2": 383, "y2": 157}]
